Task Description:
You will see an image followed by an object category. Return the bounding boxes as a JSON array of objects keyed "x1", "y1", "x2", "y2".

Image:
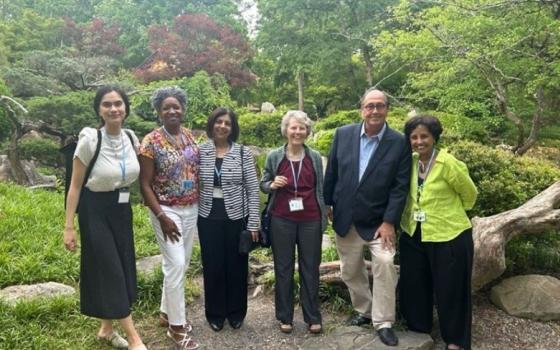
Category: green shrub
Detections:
[
  {"x1": 19, "y1": 138, "x2": 60, "y2": 166},
  {"x1": 448, "y1": 141, "x2": 560, "y2": 217},
  {"x1": 505, "y1": 231, "x2": 560, "y2": 276},
  {"x1": 238, "y1": 111, "x2": 284, "y2": 147},
  {"x1": 0, "y1": 183, "x2": 159, "y2": 287}
]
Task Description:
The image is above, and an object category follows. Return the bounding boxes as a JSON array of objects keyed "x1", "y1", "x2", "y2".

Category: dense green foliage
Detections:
[
  {"x1": 0, "y1": 182, "x2": 163, "y2": 287},
  {"x1": 448, "y1": 141, "x2": 560, "y2": 217},
  {"x1": 238, "y1": 111, "x2": 285, "y2": 148}
]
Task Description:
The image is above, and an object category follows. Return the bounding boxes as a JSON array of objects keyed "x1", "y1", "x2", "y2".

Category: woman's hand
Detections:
[
  {"x1": 251, "y1": 230, "x2": 259, "y2": 242},
  {"x1": 63, "y1": 227, "x2": 77, "y2": 252},
  {"x1": 270, "y1": 175, "x2": 288, "y2": 190},
  {"x1": 159, "y1": 214, "x2": 181, "y2": 243}
]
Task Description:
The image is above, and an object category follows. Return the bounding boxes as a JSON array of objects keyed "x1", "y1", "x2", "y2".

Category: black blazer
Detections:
[{"x1": 323, "y1": 122, "x2": 411, "y2": 241}]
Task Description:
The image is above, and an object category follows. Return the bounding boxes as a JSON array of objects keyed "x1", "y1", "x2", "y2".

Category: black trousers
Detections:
[
  {"x1": 198, "y1": 216, "x2": 248, "y2": 324},
  {"x1": 270, "y1": 216, "x2": 322, "y2": 325},
  {"x1": 399, "y1": 225, "x2": 473, "y2": 350},
  {"x1": 78, "y1": 189, "x2": 137, "y2": 319}
]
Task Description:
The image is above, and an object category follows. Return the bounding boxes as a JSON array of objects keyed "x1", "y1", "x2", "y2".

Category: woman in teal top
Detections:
[{"x1": 400, "y1": 115, "x2": 477, "y2": 350}]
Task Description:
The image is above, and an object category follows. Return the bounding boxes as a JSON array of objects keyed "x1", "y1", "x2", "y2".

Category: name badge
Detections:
[
  {"x1": 182, "y1": 180, "x2": 193, "y2": 190},
  {"x1": 413, "y1": 210, "x2": 426, "y2": 222},
  {"x1": 289, "y1": 197, "x2": 304, "y2": 212},
  {"x1": 118, "y1": 188, "x2": 130, "y2": 203},
  {"x1": 212, "y1": 187, "x2": 224, "y2": 198}
]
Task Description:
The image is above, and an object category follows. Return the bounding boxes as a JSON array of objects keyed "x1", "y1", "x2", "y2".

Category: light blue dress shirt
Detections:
[{"x1": 359, "y1": 122, "x2": 386, "y2": 181}]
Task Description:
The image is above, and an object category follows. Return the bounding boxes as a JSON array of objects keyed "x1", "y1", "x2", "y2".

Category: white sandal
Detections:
[
  {"x1": 96, "y1": 331, "x2": 129, "y2": 349},
  {"x1": 167, "y1": 328, "x2": 199, "y2": 350}
]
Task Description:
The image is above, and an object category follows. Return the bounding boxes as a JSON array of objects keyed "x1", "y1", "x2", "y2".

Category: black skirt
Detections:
[{"x1": 77, "y1": 188, "x2": 137, "y2": 319}]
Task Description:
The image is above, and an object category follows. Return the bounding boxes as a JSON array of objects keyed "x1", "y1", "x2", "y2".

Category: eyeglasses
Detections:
[{"x1": 362, "y1": 103, "x2": 387, "y2": 111}]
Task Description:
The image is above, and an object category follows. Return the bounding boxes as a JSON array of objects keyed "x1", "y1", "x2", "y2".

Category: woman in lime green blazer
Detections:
[{"x1": 400, "y1": 115, "x2": 477, "y2": 350}]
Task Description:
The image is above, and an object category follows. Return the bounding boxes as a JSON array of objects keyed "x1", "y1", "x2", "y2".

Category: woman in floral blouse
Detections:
[{"x1": 139, "y1": 86, "x2": 199, "y2": 350}]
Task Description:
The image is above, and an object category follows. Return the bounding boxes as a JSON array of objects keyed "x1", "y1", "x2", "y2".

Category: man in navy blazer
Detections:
[{"x1": 324, "y1": 88, "x2": 411, "y2": 346}]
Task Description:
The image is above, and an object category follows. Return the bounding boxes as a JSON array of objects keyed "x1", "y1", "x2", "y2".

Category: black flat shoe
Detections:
[
  {"x1": 209, "y1": 321, "x2": 224, "y2": 332},
  {"x1": 346, "y1": 314, "x2": 372, "y2": 326},
  {"x1": 377, "y1": 327, "x2": 398, "y2": 346},
  {"x1": 229, "y1": 320, "x2": 243, "y2": 329}
]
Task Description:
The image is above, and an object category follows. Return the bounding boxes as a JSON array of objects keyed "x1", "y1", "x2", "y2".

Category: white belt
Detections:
[{"x1": 212, "y1": 187, "x2": 224, "y2": 198}]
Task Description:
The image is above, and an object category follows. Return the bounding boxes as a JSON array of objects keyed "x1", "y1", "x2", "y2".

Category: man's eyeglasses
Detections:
[{"x1": 362, "y1": 103, "x2": 387, "y2": 111}]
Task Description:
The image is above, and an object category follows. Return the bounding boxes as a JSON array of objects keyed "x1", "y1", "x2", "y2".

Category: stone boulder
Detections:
[
  {"x1": 261, "y1": 102, "x2": 276, "y2": 113},
  {"x1": 490, "y1": 274, "x2": 560, "y2": 321},
  {"x1": 0, "y1": 282, "x2": 75, "y2": 305},
  {"x1": 0, "y1": 155, "x2": 56, "y2": 187},
  {"x1": 136, "y1": 254, "x2": 162, "y2": 278},
  {"x1": 300, "y1": 326, "x2": 433, "y2": 350}
]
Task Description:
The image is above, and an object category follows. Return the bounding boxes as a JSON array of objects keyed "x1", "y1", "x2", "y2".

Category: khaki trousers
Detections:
[{"x1": 335, "y1": 225, "x2": 397, "y2": 329}]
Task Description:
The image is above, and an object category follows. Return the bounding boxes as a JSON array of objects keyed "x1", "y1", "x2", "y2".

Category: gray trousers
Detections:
[{"x1": 270, "y1": 216, "x2": 322, "y2": 325}]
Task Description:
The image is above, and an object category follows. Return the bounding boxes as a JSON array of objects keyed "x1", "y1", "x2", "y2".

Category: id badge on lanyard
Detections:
[
  {"x1": 289, "y1": 153, "x2": 305, "y2": 212},
  {"x1": 118, "y1": 187, "x2": 130, "y2": 203}
]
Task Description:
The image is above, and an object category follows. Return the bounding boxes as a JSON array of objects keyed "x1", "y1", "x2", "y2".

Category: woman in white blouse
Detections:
[{"x1": 63, "y1": 86, "x2": 146, "y2": 350}]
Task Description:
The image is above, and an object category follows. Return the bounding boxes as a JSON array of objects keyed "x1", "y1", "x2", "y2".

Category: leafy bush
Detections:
[
  {"x1": 19, "y1": 138, "x2": 60, "y2": 166},
  {"x1": 238, "y1": 111, "x2": 284, "y2": 147},
  {"x1": 0, "y1": 182, "x2": 159, "y2": 287},
  {"x1": 448, "y1": 141, "x2": 560, "y2": 217},
  {"x1": 26, "y1": 91, "x2": 96, "y2": 136},
  {"x1": 314, "y1": 110, "x2": 360, "y2": 131},
  {"x1": 505, "y1": 231, "x2": 560, "y2": 276}
]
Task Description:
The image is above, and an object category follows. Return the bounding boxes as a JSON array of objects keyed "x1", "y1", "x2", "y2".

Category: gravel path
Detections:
[{"x1": 136, "y1": 280, "x2": 560, "y2": 350}]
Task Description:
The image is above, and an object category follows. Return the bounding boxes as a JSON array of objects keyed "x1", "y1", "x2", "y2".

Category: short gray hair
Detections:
[
  {"x1": 151, "y1": 86, "x2": 188, "y2": 112},
  {"x1": 359, "y1": 88, "x2": 389, "y2": 107},
  {"x1": 280, "y1": 110, "x2": 313, "y2": 137}
]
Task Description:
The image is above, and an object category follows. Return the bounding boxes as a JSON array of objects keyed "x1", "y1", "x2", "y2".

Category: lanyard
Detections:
[
  {"x1": 104, "y1": 130, "x2": 126, "y2": 182},
  {"x1": 162, "y1": 126, "x2": 187, "y2": 150},
  {"x1": 416, "y1": 149, "x2": 436, "y2": 204},
  {"x1": 214, "y1": 164, "x2": 222, "y2": 186},
  {"x1": 289, "y1": 152, "x2": 305, "y2": 197}
]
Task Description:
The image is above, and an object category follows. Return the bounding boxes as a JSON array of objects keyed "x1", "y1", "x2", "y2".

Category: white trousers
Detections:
[
  {"x1": 335, "y1": 225, "x2": 397, "y2": 330},
  {"x1": 149, "y1": 203, "x2": 198, "y2": 326}
]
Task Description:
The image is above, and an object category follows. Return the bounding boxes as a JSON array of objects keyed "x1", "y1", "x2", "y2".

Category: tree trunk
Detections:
[
  {"x1": 471, "y1": 181, "x2": 560, "y2": 291},
  {"x1": 297, "y1": 69, "x2": 305, "y2": 111},
  {"x1": 1, "y1": 96, "x2": 29, "y2": 184},
  {"x1": 362, "y1": 45, "x2": 374, "y2": 87},
  {"x1": 515, "y1": 87, "x2": 544, "y2": 156}
]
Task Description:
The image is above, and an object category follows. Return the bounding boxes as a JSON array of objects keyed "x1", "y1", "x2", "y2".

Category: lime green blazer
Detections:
[{"x1": 400, "y1": 149, "x2": 477, "y2": 242}]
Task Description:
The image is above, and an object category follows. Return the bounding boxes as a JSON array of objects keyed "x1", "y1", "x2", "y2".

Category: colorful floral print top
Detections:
[{"x1": 140, "y1": 127, "x2": 199, "y2": 206}]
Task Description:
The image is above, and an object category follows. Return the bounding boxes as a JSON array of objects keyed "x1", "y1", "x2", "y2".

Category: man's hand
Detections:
[
  {"x1": 327, "y1": 206, "x2": 333, "y2": 221},
  {"x1": 374, "y1": 222, "x2": 396, "y2": 250}
]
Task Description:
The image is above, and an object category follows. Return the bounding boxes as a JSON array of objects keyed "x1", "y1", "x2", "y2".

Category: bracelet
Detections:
[{"x1": 156, "y1": 211, "x2": 165, "y2": 219}]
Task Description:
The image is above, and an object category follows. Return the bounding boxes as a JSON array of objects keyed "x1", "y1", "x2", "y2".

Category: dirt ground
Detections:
[{"x1": 135, "y1": 279, "x2": 560, "y2": 350}]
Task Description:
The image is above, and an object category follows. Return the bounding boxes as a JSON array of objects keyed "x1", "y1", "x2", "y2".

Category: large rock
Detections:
[
  {"x1": 0, "y1": 282, "x2": 75, "y2": 305},
  {"x1": 300, "y1": 326, "x2": 433, "y2": 350},
  {"x1": 0, "y1": 155, "x2": 56, "y2": 187},
  {"x1": 136, "y1": 254, "x2": 162, "y2": 277},
  {"x1": 261, "y1": 102, "x2": 276, "y2": 113},
  {"x1": 490, "y1": 274, "x2": 560, "y2": 321}
]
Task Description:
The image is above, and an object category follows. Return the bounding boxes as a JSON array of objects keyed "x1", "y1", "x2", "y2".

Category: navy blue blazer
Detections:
[{"x1": 323, "y1": 122, "x2": 411, "y2": 241}]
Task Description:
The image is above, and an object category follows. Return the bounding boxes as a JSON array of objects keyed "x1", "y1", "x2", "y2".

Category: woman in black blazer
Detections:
[{"x1": 197, "y1": 107, "x2": 260, "y2": 331}]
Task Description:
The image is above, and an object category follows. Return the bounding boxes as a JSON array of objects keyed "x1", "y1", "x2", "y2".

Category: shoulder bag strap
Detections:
[{"x1": 82, "y1": 129, "x2": 102, "y2": 190}]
